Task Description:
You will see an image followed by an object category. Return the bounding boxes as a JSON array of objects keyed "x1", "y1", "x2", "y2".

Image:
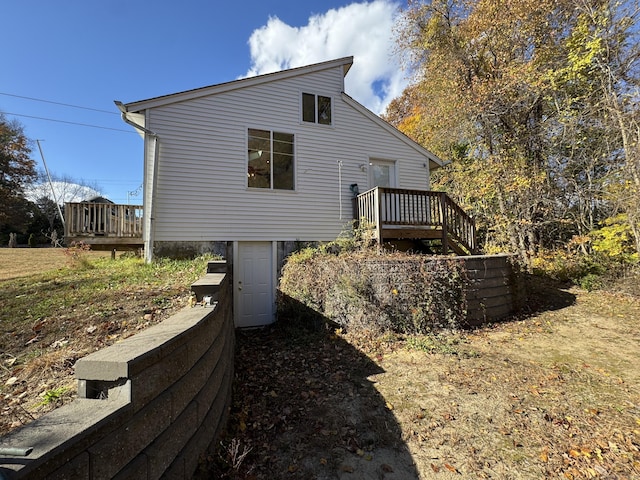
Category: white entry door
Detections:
[
  {"x1": 369, "y1": 159, "x2": 397, "y2": 188},
  {"x1": 370, "y1": 160, "x2": 399, "y2": 222},
  {"x1": 235, "y1": 242, "x2": 275, "y2": 328}
]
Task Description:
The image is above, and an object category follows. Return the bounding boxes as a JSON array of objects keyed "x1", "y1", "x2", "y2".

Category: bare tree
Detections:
[{"x1": 28, "y1": 171, "x2": 102, "y2": 204}]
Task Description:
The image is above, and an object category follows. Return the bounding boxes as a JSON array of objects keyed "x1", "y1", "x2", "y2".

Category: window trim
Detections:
[
  {"x1": 246, "y1": 127, "x2": 296, "y2": 191},
  {"x1": 300, "y1": 91, "x2": 333, "y2": 126},
  {"x1": 368, "y1": 158, "x2": 398, "y2": 189}
]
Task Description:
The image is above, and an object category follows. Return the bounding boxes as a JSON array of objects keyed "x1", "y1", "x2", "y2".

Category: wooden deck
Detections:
[
  {"x1": 355, "y1": 187, "x2": 477, "y2": 255},
  {"x1": 64, "y1": 202, "x2": 143, "y2": 249}
]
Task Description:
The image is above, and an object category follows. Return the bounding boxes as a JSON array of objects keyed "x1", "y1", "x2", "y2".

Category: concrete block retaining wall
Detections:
[
  {"x1": 463, "y1": 254, "x2": 525, "y2": 325},
  {"x1": 0, "y1": 272, "x2": 233, "y2": 480},
  {"x1": 362, "y1": 254, "x2": 524, "y2": 325},
  {"x1": 280, "y1": 253, "x2": 524, "y2": 330}
]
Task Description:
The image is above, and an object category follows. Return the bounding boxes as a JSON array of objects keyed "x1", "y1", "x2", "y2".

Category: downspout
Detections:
[
  {"x1": 337, "y1": 160, "x2": 343, "y2": 220},
  {"x1": 115, "y1": 101, "x2": 159, "y2": 263}
]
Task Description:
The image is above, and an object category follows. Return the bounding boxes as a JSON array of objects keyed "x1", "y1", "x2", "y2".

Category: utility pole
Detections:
[{"x1": 36, "y1": 140, "x2": 65, "y2": 230}]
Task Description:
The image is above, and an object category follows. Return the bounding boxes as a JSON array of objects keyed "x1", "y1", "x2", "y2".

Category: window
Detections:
[
  {"x1": 247, "y1": 129, "x2": 294, "y2": 190},
  {"x1": 302, "y1": 93, "x2": 332, "y2": 125}
]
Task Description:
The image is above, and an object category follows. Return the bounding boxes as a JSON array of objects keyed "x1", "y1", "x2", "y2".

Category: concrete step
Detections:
[
  {"x1": 191, "y1": 273, "x2": 226, "y2": 302},
  {"x1": 206, "y1": 260, "x2": 227, "y2": 274}
]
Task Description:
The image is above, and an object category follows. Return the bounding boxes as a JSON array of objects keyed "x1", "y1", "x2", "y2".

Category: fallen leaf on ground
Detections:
[
  {"x1": 540, "y1": 448, "x2": 549, "y2": 462},
  {"x1": 444, "y1": 463, "x2": 458, "y2": 473}
]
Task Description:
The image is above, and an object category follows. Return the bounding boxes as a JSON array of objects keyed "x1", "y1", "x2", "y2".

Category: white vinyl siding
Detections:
[{"x1": 143, "y1": 64, "x2": 432, "y2": 243}]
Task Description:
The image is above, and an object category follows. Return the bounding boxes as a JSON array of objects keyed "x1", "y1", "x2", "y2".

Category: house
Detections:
[{"x1": 116, "y1": 56, "x2": 464, "y2": 328}]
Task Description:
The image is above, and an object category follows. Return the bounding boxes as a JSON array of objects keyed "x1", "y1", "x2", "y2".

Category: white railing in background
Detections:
[{"x1": 65, "y1": 203, "x2": 143, "y2": 238}]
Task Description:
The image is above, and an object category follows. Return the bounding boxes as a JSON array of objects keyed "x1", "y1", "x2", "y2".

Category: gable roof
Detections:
[
  {"x1": 120, "y1": 57, "x2": 354, "y2": 113},
  {"x1": 117, "y1": 56, "x2": 445, "y2": 169}
]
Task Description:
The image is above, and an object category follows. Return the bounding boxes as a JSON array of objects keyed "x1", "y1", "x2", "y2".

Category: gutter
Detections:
[
  {"x1": 114, "y1": 101, "x2": 158, "y2": 137},
  {"x1": 114, "y1": 101, "x2": 159, "y2": 263}
]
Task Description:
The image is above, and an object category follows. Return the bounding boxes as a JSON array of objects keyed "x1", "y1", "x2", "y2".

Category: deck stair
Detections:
[
  {"x1": 190, "y1": 260, "x2": 227, "y2": 302},
  {"x1": 355, "y1": 187, "x2": 477, "y2": 255}
]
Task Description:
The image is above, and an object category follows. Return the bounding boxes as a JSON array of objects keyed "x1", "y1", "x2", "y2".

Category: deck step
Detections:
[{"x1": 191, "y1": 273, "x2": 226, "y2": 302}]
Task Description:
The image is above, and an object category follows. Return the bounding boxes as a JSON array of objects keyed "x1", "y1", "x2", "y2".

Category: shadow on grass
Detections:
[
  {"x1": 520, "y1": 274, "x2": 577, "y2": 316},
  {"x1": 200, "y1": 294, "x2": 419, "y2": 479}
]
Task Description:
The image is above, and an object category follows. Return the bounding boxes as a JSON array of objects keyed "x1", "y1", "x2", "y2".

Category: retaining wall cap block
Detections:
[
  {"x1": 207, "y1": 260, "x2": 227, "y2": 274},
  {"x1": 75, "y1": 306, "x2": 218, "y2": 381},
  {"x1": 0, "y1": 397, "x2": 129, "y2": 476},
  {"x1": 191, "y1": 273, "x2": 225, "y2": 287}
]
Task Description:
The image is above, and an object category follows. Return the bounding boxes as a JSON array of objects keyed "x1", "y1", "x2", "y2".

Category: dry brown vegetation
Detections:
[
  {"x1": 0, "y1": 247, "x2": 209, "y2": 435},
  {"x1": 0, "y1": 248, "x2": 110, "y2": 281},
  {"x1": 205, "y1": 280, "x2": 640, "y2": 479}
]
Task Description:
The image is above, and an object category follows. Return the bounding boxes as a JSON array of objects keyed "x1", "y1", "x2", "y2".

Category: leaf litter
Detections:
[
  {"x1": 2, "y1": 250, "x2": 638, "y2": 479},
  {"x1": 202, "y1": 282, "x2": 640, "y2": 479}
]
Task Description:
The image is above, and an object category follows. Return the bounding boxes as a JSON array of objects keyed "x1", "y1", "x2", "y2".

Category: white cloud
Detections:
[{"x1": 245, "y1": 1, "x2": 405, "y2": 114}]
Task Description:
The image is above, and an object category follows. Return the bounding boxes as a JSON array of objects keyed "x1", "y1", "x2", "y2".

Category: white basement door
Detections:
[{"x1": 235, "y1": 242, "x2": 275, "y2": 328}]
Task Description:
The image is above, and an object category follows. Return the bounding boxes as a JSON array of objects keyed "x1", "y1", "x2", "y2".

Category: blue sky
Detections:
[{"x1": 2, "y1": 1, "x2": 408, "y2": 204}]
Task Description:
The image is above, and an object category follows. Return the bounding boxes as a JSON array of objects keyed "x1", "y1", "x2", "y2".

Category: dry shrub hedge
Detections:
[{"x1": 278, "y1": 249, "x2": 469, "y2": 334}]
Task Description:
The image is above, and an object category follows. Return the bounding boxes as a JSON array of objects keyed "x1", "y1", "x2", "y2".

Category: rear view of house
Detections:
[{"x1": 116, "y1": 56, "x2": 470, "y2": 328}]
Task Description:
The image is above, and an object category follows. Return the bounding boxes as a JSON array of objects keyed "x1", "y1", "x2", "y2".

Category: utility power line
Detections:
[
  {"x1": 4, "y1": 112, "x2": 135, "y2": 133},
  {"x1": 0, "y1": 92, "x2": 118, "y2": 114}
]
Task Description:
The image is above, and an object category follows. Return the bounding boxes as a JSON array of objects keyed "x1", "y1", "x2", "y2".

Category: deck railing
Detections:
[
  {"x1": 65, "y1": 203, "x2": 143, "y2": 239},
  {"x1": 355, "y1": 187, "x2": 477, "y2": 254}
]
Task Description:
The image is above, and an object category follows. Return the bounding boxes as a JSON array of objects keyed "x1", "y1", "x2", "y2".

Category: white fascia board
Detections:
[{"x1": 340, "y1": 93, "x2": 447, "y2": 170}]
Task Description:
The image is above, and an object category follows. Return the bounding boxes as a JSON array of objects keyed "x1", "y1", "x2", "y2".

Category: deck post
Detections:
[
  {"x1": 375, "y1": 187, "x2": 382, "y2": 245},
  {"x1": 440, "y1": 192, "x2": 448, "y2": 255}
]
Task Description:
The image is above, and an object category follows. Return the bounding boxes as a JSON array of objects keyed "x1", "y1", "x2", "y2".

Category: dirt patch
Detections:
[
  {"x1": 202, "y1": 325, "x2": 419, "y2": 480},
  {"x1": 204, "y1": 283, "x2": 640, "y2": 479}
]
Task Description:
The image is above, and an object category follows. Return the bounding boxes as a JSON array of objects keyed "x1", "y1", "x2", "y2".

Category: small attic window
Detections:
[{"x1": 302, "y1": 93, "x2": 332, "y2": 125}]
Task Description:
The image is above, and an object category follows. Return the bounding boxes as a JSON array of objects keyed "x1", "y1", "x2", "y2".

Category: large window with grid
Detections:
[{"x1": 247, "y1": 129, "x2": 295, "y2": 190}]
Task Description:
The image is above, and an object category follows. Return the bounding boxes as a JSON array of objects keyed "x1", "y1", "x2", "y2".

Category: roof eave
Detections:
[{"x1": 124, "y1": 56, "x2": 354, "y2": 113}]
